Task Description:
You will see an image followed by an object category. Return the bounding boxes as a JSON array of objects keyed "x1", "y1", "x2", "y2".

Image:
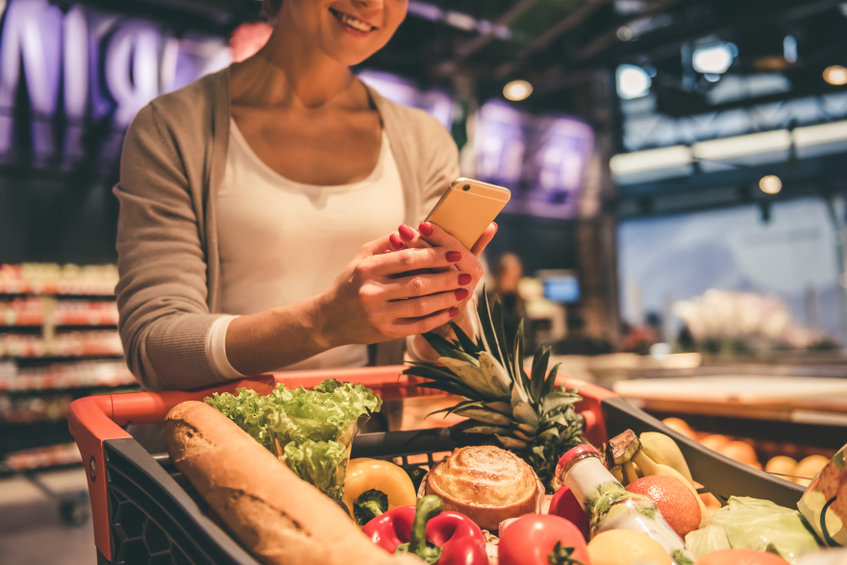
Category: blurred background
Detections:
[{"x1": 1, "y1": 0, "x2": 846, "y2": 561}]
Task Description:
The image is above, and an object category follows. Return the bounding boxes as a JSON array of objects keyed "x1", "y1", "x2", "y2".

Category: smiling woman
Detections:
[{"x1": 113, "y1": 0, "x2": 498, "y2": 391}]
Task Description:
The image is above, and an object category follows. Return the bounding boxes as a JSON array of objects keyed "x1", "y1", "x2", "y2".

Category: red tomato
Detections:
[
  {"x1": 499, "y1": 513, "x2": 590, "y2": 565},
  {"x1": 548, "y1": 485, "x2": 590, "y2": 539}
]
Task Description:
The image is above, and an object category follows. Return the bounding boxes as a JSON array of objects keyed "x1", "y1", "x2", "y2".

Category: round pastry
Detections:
[{"x1": 424, "y1": 445, "x2": 542, "y2": 531}]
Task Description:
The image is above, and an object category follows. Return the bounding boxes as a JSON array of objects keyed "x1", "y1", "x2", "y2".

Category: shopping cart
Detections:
[{"x1": 68, "y1": 365, "x2": 804, "y2": 565}]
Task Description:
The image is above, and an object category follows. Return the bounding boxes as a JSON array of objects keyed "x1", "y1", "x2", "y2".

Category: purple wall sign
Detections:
[
  {"x1": 473, "y1": 101, "x2": 595, "y2": 219},
  {"x1": 0, "y1": 0, "x2": 230, "y2": 168}
]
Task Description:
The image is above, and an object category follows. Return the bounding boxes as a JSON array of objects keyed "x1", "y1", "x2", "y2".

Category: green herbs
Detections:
[{"x1": 205, "y1": 378, "x2": 382, "y2": 500}]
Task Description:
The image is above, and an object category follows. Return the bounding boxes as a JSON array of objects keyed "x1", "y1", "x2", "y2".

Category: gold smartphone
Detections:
[{"x1": 425, "y1": 178, "x2": 511, "y2": 249}]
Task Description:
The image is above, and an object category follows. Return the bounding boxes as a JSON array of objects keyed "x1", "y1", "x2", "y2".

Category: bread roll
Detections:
[
  {"x1": 164, "y1": 400, "x2": 389, "y2": 565},
  {"x1": 424, "y1": 445, "x2": 542, "y2": 531}
]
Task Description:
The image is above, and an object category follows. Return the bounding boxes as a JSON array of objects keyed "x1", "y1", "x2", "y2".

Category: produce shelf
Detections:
[{"x1": 67, "y1": 365, "x2": 805, "y2": 565}]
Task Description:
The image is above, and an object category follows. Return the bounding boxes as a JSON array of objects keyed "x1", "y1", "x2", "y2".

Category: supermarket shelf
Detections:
[{"x1": 0, "y1": 283, "x2": 116, "y2": 297}]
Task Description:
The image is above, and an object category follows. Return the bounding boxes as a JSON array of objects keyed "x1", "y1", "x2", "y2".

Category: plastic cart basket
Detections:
[{"x1": 68, "y1": 365, "x2": 805, "y2": 565}]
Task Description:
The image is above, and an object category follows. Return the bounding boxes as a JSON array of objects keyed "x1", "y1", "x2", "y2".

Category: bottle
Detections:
[{"x1": 556, "y1": 444, "x2": 696, "y2": 565}]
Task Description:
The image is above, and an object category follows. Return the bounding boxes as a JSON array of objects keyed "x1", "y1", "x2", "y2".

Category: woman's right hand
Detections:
[{"x1": 317, "y1": 235, "x2": 474, "y2": 347}]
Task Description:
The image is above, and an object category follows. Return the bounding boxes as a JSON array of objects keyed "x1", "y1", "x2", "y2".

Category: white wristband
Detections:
[{"x1": 206, "y1": 315, "x2": 247, "y2": 380}]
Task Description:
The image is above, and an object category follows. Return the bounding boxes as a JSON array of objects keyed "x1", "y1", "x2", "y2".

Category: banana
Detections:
[
  {"x1": 632, "y1": 448, "x2": 709, "y2": 527},
  {"x1": 639, "y1": 431, "x2": 694, "y2": 486},
  {"x1": 610, "y1": 464, "x2": 625, "y2": 483},
  {"x1": 622, "y1": 461, "x2": 640, "y2": 485}
]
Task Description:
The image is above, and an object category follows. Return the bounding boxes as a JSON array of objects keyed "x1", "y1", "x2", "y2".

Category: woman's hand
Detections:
[
  {"x1": 388, "y1": 221, "x2": 498, "y2": 360},
  {"x1": 317, "y1": 230, "x2": 484, "y2": 348}
]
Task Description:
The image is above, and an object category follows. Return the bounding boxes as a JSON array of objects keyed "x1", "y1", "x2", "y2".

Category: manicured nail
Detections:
[
  {"x1": 492, "y1": 221, "x2": 498, "y2": 233},
  {"x1": 418, "y1": 222, "x2": 434, "y2": 236},
  {"x1": 389, "y1": 234, "x2": 405, "y2": 249},
  {"x1": 458, "y1": 273, "x2": 472, "y2": 285},
  {"x1": 383, "y1": 249, "x2": 392, "y2": 254},
  {"x1": 448, "y1": 307, "x2": 459, "y2": 317},
  {"x1": 446, "y1": 251, "x2": 462, "y2": 262},
  {"x1": 398, "y1": 224, "x2": 415, "y2": 241},
  {"x1": 455, "y1": 288, "x2": 469, "y2": 300}
]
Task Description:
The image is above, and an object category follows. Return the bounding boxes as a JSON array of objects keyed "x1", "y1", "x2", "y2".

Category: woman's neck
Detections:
[{"x1": 231, "y1": 29, "x2": 364, "y2": 112}]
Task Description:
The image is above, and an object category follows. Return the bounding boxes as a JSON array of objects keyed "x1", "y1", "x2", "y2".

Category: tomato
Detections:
[
  {"x1": 548, "y1": 485, "x2": 590, "y2": 539},
  {"x1": 499, "y1": 513, "x2": 590, "y2": 565}
]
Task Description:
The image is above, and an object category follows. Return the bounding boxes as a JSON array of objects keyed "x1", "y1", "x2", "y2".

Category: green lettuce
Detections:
[
  {"x1": 205, "y1": 378, "x2": 382, "y2": 500},
  {"x1": 684, "y1": 496, "x2": 822, "y2": 561}
]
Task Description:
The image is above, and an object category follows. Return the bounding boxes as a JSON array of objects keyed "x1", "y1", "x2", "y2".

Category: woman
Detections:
[{"x1": 113, "y1": 0, "x2": 497, "y2": 391}]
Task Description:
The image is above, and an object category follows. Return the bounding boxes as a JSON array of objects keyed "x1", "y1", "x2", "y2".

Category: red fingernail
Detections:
[
  {"x1": 449, "y1": 307, "x2": 459, "y2": 317},
  {"x1": 446, "y1": 251, "x2": 461, "y2": 262},
  {"x1": 418, "y1": 222, "x2": 433, "y2": 236},
  {"x1": 383, "y1": 249, "x2": 392, "y2": 254},
  {"x1": 398, "y1": 224, "x2": 415, "y2": 241},
  {"x1": 389, "y1": 234, "x2": 405, "y2": 249},
  {"x1": 455, "y1": 288, "x2": 469, "y2": 300},
  {"x1": 458, "y1": 273, "x2": 472, "y2": 285}
]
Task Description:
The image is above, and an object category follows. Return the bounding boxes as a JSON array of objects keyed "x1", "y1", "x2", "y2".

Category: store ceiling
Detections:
[{"x1": 71, "y1": 0, "x2": 847, "y2": 115}]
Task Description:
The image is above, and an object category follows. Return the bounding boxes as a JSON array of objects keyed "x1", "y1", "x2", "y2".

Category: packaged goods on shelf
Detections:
[
  {"x1": 0, "y1": 330, "x2": 123, "y2": 358},
  {"x1": 4, "y1": 442, "x2": 82, "y2": 471},
  {"x1": 0, "y1": 360, "x2": 136, "y2": 391}
]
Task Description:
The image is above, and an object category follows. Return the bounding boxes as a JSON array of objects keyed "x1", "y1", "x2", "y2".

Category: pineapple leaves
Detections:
[
  {"x1": 401, "y1": 288, "x2": 587, "y2": 492},
  {"x1": 448, "y1": 321, "x2": 480, "y2": 355},
  {"x1": 530, "y1": 344, "x2": 551, "y2": 403},
  {"x1": 421, "y1": 331, "x2": 464, "y2": 358}
]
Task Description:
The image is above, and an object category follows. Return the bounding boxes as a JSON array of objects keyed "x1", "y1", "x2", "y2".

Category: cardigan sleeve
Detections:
[{"x1": 113, "y1": 99, "x2": 226, "y2": 391}]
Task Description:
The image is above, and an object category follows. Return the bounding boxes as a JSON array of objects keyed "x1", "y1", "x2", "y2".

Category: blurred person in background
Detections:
[
  {"x1": 489, "y1": 252, "x2": 526, "y2": 346},
  {"x1": 113, "y1": 0, "x2": 498, "y2": 391}
]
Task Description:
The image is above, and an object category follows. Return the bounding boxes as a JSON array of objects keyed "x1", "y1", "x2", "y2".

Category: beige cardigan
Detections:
[{"x1": 114, "y1": 67, "x2": 459, "y2": 391}]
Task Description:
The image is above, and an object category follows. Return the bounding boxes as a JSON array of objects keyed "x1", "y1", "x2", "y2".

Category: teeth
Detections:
[{"x1": 336, "y1": 11, "x2": 372, "y2": 32}]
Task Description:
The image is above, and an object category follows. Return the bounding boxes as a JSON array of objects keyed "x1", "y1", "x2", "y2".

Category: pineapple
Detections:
[{"x1": 403, "y1": 289, "x2": 585, "y2": 490}]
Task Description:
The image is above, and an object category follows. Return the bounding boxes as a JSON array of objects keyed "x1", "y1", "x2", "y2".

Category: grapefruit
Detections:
[
  {"x1": 625, "y1": 475, "x2": 701, "y2": 537},
  {"x1": 587, "y1": 529, "x2": 672, "y2": 565},
  {"x1": 695, "y1": 548, "x2": 790, "y2": 565}
]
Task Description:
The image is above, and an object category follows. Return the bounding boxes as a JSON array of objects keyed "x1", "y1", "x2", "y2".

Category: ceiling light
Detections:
[
  {"x1": 692, "y1": 42, "x2": 736, "y2": 74},
  {"x1": 783, "y1": 35, "x2": 798, "y2": 64},
  {"x1": 502, "y1": 79, "x2": 533, "y2": 101},
  {"x1": 616, "y1": 64, "x2": 651, "y2": 100},
  {"x1": 758, "y1": 174, "x2": 782, "y2": 195},
  {"x1": 823, "y1": 65, "x2": 847, "y2": 86}
]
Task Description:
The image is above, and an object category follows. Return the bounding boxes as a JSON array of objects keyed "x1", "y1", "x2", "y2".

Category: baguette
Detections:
[{"x1": 164, "y1": 400, "x2": 390, "y2": 565}]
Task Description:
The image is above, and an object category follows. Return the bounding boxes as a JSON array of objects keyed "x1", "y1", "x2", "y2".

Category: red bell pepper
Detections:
[{"x1": 362, "y1": 494, "x2": 488, "y2": 565}]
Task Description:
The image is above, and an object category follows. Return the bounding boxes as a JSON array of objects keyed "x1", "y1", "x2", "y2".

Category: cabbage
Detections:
[
  {"x1": 685, "y1": 524, "x2": 731, "y2": 557},
  {"x1": 684, "y1": 496, "x2": 822, "y2": 562},
  {"x1": 205, "y1": 378, "x2": 382, "y2": 500}
]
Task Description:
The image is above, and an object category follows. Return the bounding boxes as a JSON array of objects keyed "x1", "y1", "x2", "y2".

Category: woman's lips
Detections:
[{"x1": 329, "y1": 7, "x2": 376, "y2": 33}]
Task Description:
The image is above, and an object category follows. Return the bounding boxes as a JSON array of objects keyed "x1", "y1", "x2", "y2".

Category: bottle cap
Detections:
[{"x1": 556, "y1": 444, "x2": 600, "y2": 478}]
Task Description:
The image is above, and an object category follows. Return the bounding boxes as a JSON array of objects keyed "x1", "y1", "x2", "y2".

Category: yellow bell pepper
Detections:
[{"x1": 343, "y1": 457, "x2": 417, "y2": 524}]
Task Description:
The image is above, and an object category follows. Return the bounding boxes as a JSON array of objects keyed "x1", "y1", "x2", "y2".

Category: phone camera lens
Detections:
[{"x1": 462, "y1": 184, "x2": 471, "y2": 191}]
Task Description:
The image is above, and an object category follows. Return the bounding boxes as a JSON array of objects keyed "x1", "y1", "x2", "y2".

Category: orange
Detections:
[
  {"x1": 699, "y1": 434, "x2": 730, "y2": 452},
  {"x1": 661, "y1": 417, "x2": 696, "y2": 439},
  {"x1": 625, "y1": 475, "x2": 701, "y2": 537},
  {"x1": 793, "y1": 454, "x2": 829, "y2": 486},
  {"x1": 695, "y1": 548, "x2": 790, "y2": 565},
  {"x1": 721, "y1": 440, "x2": 759, "y2": 467},
  {"x1": 587, "y1": 529, "x2": 672, "y2": 565},
  {"x1": 764, "y1": 455, "x2": 797, "y2": 478}
]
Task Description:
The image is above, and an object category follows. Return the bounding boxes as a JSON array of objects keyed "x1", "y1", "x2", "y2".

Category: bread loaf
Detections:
[
  {"x1": 424, "y1": 444, "x2": 543, "y2": 531},
  {"x1": 164, "y1": 400, "x2": 390, "y2": 565}
]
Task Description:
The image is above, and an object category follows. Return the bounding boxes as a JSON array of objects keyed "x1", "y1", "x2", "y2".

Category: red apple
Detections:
[{"x1": 625, "y1": 475, "x2": 701, "y2": 537}]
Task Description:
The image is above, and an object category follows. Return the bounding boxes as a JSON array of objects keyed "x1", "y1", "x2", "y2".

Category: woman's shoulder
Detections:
[
  {"x1": 132, "y1": 68, "x2": 229, "y2": 131},
  {"x1": 366, "y1": 84, "x2": 447, "y2": 134}
]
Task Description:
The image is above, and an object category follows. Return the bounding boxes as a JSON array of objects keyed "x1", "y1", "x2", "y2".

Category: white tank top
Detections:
[{"x1": 209, "y1": 119, "x2": 405, "y2": 375}]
